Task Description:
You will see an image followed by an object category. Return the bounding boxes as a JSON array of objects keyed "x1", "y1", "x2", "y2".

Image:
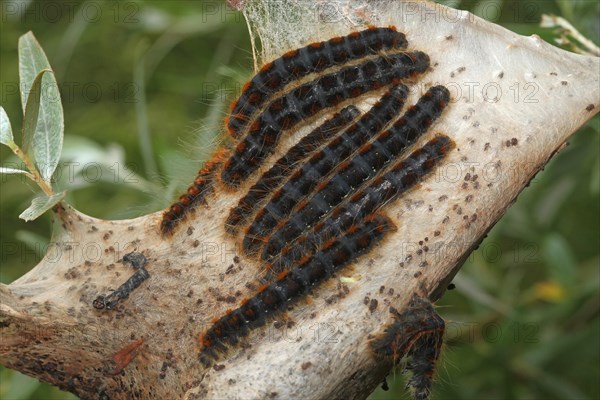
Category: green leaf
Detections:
[
  {"x1": 18, "y1": 32, "x2": 64, "y2": 183},
  {"x1": 15, "y1": 230, "x2": 49, "y2": 259},
  {"x1": 590, "y1": 155, "x2": 600, "y2": 194},
  {"x1": 1, "y1": 370, "x2": 42, "y2": 400},
  {"x1": 473, "y1": 0, "x2": 504, "y2": 22},
  {"x1": 542, "y1": 234, "x2": 576, "y2": 286},
  {"x1": 19, "y1": 191, "x2": 66, "y2": 222},
  {"x1": 555, "y1": 0, "x2": 575, "y2": 21},
  {"x1": 0, "y1": 106, "x2": 14, "y2": 146},
  {"x1": 22, "y1": 68, "x2": 51, "y2": 154},
  {"x1": 19, "y1": 32, "x2": 51, "y2": 111}
]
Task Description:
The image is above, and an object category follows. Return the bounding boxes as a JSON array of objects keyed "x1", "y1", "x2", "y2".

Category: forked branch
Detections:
[{"x1": 1, "y1": 1, "x2": 598, "y2": 399}]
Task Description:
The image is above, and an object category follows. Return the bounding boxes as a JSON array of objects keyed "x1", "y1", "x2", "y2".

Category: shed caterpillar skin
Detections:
[{"x1": 92, "y1": 252, "x2": 150, "y2": 310}]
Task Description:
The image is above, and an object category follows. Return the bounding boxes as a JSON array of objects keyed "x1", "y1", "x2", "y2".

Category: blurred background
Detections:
[{"x1": 0, "y1": 0, "x2": 598, "y2": 399}]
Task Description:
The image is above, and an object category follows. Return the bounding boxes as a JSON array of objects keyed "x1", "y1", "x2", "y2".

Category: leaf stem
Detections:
[
  {"x1": 541, "y1": 14, "x2": 600, "y2": 57},
  {"x1": 7, "y1": 140, "x2": 54, "y2": 196}
]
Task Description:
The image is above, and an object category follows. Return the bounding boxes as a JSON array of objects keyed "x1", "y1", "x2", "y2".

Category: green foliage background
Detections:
[{"x1": 0, "y1": 1, "x2": 598, "y2": 399}]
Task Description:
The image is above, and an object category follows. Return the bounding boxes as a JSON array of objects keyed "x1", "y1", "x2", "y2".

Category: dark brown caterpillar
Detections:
[
  {"x1": 221, "y1": 52, "x2": 430, "y2": 187},
  {"x1": 242, "y1": 84, "x2": 409, "y2": 254},
  {"x1": 261, "y1": 86, "x2": 451, "y2": 261},
  {"x1": 160, "y1": 148, "x2": 229, "y2": 235},
  {"x1": 171, "y1": 29, "x2": 457, "y2": 400},
  {"x1": 264, "y1": 135, "x2": 454, "y2": 277},
  {"x1": 225, "y1": 105, "x2": 360, "y2": 233},
  {"x1": 199, "y1": 214, "x2": 395, "y2": 365},
  {"x1": 227, "y1": 26, "x2": 407, "y2": 138},
  {"x1": 371, "y1": 296, "x2": 445, "y2": 400}
]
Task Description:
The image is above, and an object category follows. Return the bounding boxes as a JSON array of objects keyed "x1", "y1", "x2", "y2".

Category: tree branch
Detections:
[{"x1": 1, "y1": 1, "x2": 598, "y2": 399}]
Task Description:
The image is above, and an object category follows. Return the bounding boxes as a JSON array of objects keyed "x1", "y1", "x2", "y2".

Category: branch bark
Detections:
[{"x1": 1, "y1": 1, "x2": 598, "y2": 399}]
